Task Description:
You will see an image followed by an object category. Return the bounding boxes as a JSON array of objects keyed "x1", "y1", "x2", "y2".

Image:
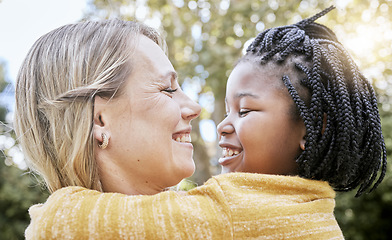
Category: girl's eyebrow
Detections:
[
  {"x1": 224, "y1": 92, "x2": 259, "y2": 104},
  {"x1": 235, "y1": 92, "x2": 259, "y2": 99}
]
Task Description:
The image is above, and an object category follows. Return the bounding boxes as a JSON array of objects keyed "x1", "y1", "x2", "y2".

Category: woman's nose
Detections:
[
  {"x1": 180, "y1": 91, "x2": 201, "y2": 121},
  {"x1": 217, "y1": 116, "x2": 234, "y2": 136}
]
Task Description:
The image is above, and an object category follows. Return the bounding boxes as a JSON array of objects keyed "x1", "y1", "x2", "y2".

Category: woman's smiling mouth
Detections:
[{"x1": 172, "y1": 133, "x2": 191, "y2": 143}]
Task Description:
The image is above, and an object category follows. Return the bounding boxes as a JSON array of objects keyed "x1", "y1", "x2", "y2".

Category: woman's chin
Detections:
[
  {"x1": 183, "y1": 163, "x2": 196, "y2": 181},
  {"x1": 181, "y1": 160, "x2": 196, "y2": 178}
]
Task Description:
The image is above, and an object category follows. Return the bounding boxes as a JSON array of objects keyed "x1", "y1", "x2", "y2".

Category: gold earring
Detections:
[
  {"x1": 98, "y1": 133, "x2": 109, "y2": 149},
  {"x1": 300, "y1": 141, "x2": 306, "y2": 151}
]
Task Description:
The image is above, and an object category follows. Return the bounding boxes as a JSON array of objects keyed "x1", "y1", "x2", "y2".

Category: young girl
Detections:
[
  {"x1": 217, "y1": 5, "x2": 386, "y2": 197},
  {"x1": 25, "y1": 7, "x2": 385, "y2": 239}
]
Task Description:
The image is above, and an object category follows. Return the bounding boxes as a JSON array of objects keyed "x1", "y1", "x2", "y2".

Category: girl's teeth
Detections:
[{"x1": 222, "y1": 148, "x2": 240, "y2": 157}]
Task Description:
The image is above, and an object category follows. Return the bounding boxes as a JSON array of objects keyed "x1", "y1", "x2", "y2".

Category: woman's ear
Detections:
[{"x1": 93, "y1": 96, "x2": 109, "y2": 144}]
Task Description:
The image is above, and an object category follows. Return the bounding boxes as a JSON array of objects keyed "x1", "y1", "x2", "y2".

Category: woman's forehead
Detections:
[{"x1": 127, "y1": 35, "x2": 175, "y2": 82}]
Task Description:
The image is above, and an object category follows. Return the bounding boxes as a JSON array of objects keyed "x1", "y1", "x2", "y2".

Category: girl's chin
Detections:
[{"x1": 221, "y1": 167, "x2": 233, "y2": 174}]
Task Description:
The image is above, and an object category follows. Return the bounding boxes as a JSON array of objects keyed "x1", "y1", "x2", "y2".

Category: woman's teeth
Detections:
[
  {"x1": 222, "y1": 147, "x2": 240, "y2": 157},
  {"x1": 174, "y1": 134, "x2": 191, "y2": 143}
]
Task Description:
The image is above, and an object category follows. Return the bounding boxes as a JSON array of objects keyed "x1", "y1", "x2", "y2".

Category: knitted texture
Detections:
[{"x1": 25, "y1": 173, "x2": 344, "y2": 239}]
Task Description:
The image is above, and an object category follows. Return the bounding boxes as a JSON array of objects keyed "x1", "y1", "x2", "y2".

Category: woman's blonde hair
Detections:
[{"x1": 14, "y1": 19, "x2": 165, "y2": 193}]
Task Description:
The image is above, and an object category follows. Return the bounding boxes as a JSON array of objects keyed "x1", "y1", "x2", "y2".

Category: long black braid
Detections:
[{"x1": 244, "y1": 6, "x2": 387, "y2": 196}]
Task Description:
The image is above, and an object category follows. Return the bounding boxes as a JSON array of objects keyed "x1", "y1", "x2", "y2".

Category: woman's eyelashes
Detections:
[{"x1": 161, "y1": 87, "x2": 178, "y2": 97}]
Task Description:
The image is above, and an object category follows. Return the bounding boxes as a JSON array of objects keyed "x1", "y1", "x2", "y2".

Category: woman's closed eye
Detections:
[{"x1": 161, "y1": 87, "x2": 178, "y2": 97}]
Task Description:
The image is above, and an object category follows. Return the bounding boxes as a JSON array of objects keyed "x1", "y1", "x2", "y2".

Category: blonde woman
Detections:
[
  {"x1": 15, "y1": 19, "x2": 201, "y2": 195},
  {"x1": 19, "y1": 8, "x2": 386, "y2": 238}
]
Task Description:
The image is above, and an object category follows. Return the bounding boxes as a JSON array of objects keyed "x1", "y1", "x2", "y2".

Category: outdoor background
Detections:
[{"x1": 1, "y1": 0, "x2": 391, "y2": 239}]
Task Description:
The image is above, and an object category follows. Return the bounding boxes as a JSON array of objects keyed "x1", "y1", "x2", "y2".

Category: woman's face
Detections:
[
  {"x1": 217, "y1": 61, "x2": 306, "y2": 175},
  {"x1": 94, "y1": 35, "x2": 201, "y2": 195}
]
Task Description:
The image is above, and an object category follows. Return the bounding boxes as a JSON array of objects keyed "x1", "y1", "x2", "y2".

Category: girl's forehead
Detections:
[
  {"x1": 226, "y1": 60, "x2": 307, "y2": 104},
  {"x1": 228, "y1": 62, "x2": 285, "y2": 88},
  {"x1": 231, "y1": 56, "x2": 307, "y2": 89},
  {"x1": 226, "y1": 63, "x2": 284, "y2": 100}
]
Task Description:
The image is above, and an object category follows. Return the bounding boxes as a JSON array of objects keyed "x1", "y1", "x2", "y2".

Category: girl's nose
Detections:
[{"x1": 217, "y1": 116, "x2": 234, "y2": 136}]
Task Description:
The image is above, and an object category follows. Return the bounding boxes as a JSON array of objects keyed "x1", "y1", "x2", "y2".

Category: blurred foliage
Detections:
[
  {"x1": 176, "y1": 178, "x2": 198, "y2": 191},
  {"x1": 0, "y1": 62, "x2": 50, "y2": 239},
  {"x1": 0, "y1": 155, "x2": 49, "y2": 240},
  {"x1": 335, "y1": 107, "x2": 392, "y2": 240},
  {"x1": 0, "y1": 0, "x2": 391, "y2": 239},
  {"x1": 0, "y1": 62, "x2": 8, "y2": 121},
  {"x1": 0, "y1": 61, "x2": 8, "y2": 92}
]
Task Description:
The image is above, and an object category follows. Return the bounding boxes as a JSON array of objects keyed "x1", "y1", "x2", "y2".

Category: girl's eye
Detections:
[{"x1": 239, "y1": 109, "x2": 251, "y2": 117}]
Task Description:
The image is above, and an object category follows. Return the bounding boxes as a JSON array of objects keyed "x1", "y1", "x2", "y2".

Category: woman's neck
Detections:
[{"x1": 100, "y1": 175, "x2": 165, "y2": 195}]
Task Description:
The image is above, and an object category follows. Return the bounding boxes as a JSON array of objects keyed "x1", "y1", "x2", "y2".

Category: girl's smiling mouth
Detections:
[
  {"x1": 218, "y1": 146, "x2": 243, "y2": 166},
  {"x1": 222, "y1": 147, "x2": 241, "y2": 157}
]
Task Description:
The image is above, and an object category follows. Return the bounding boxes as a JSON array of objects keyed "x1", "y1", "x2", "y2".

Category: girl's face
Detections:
[
  {"x1": 94, "y1": 35, "x2": 201, "y2": 195},
  {"x1": 217, "y1": 61, "x2": 306, "y2": 175}
]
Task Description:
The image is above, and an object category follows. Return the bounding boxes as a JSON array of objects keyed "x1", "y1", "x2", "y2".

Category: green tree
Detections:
[{"x1": 0, "y1": 156, "x2": 50, "y2": 240}]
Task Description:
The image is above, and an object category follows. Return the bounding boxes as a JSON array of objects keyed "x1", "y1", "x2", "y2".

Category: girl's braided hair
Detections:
[{"x1": 244, "y1": 6, "x2": 387, "y2": 196}]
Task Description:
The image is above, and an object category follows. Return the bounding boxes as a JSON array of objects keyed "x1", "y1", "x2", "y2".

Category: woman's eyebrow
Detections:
[{"x1": 161, "y1": 71, "x2": 178, "y2": 81}]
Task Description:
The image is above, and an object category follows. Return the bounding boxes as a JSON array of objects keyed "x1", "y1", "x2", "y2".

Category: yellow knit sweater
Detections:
[{"x1": 26, "y1": 173, "x2": 344, "y2": 239}]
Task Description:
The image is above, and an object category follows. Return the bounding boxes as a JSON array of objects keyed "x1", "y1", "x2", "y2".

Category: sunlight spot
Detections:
[
  {"x1": 199, "y1": 119, "x2": 217, "y2": 142},
  {"x1": 342, "y1": 24, "x2": 378, "y2": 61},
  {"x1": 188, "y1": 1, "x2": 197, "y2": 10},
  {"x1": 242, "y1": 38, "x2": 255, "y2": 55},
  {"x1": 256, "y1": 22, "x2": 265, "y2": 32},
  {"x1": 219, "y1": 0, "x2": 230, "y2": 11}
]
